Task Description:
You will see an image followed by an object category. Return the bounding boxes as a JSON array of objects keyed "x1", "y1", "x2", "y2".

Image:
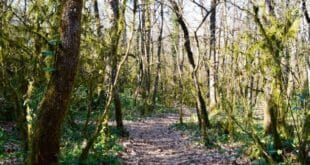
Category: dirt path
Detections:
[{"x1": 119, "y1": 113, "x2": 249, "y2": 165}]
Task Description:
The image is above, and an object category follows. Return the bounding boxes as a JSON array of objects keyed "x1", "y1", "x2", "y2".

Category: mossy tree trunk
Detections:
[
  {"x1": 152, "y1": 0, "x2": 163, "y2": 109},
  {"x1": 302, "y1": 0, "x2": 310, "y2": 95},
  {"x1": 170, "y1": 0, "x2": 210, "y2": 141},
  {"x1": 79, "y1": 0, "x2": 129, "y2": 160},
  {"x1": 82, "y1": 0, "x2": 101, "y2": 136},
  {"x1": 253, "y1": 2, "x2": 288, "y2": 152},
  {"x1": 29, "y1": 0, "x2": 83, "y2": 164},
  {"x1": 172, "y1": 11, "x2": 184, "y2": 124},
  {"x1": 109, "y1": 0, "x2": 125, "y2": 134},
  {"x1": 139, "y1": 0, "x2": 152, "y2": 114},
  {"x1": 209, "y1": 0, "x2": 217, "y2": 111},
  {"x1": 300, "y1": 1, "x2": 310, "y2": 163}
]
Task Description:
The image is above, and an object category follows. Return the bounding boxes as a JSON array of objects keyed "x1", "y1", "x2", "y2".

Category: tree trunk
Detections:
[
  {"x1": 302, "y1": 0, "x2": 310, "y2": 94},
  {"x1": 93, "y1": 0, "x2": 102, "y2": 38},
  {"x1": 79, "y1": 0, "x2": 130, "y2": 160},
  {"x1": 140, "y1": 0, "x2": 152, "y2": 113},
  {"x1": 254, "y1": 2, "x2": 283, "y2": 152},
  {"x1": 209, "y1": 0, "x2": 217, "y2": 111},
  {"x1": 152, "y1": 0, "x2": 163, "y2": 109},
  {"x1": 29, "y1": 0, "x2": 83, "y2": 164},
  {"x1": 109, "y1": 0, "x2": 125, "y2": 133},
  {"x1": 82, "y1": 0, "x2": 102, "y2": 137},
  {"x1": 170, "y1": 0, "x2": 210, "y2": 140},
  {"x1": 176, "y1": 19, "x2": 184, "y2": 124}
]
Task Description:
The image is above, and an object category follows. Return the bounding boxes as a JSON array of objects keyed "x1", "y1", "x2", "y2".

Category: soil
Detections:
[{"x1": 119, "y1": 112, "x2": 250, "y2": 165}]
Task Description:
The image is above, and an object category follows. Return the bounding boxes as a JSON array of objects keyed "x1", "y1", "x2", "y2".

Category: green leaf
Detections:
[
  {"x1": 42, "y1": 50, "x2": 55, "y2": 57},
  {"x1": 43, "y1": 67, "x2": 56, "y2": 72},
  {"x1": 252, "y1": 158, "x2": 267, "y2": 165},
  {"x1": 48, "y1": 39, "x2": 61, "y2": 46}
]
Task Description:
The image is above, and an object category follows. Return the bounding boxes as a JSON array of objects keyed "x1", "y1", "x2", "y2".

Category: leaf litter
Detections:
[{"x1": 118, "y1": 111, "x2": 250, "y2": 165}]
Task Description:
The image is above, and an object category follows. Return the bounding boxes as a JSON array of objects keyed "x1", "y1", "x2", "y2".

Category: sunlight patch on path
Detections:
[{"x1": 119, "y1": 113, "x2": 249, "y2": 165}]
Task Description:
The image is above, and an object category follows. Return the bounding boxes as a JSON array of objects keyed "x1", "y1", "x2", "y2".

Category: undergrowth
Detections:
[{"x1": 171, "y1": 92, "x2": 308, "y2": 165}]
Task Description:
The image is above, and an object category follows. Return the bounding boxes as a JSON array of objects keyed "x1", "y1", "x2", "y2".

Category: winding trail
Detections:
[{"x1": 119, "y1": 112, "x2": 249, "y2": 165}]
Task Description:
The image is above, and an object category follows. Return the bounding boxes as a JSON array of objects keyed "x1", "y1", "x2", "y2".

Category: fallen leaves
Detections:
[{"x1": 119, "y1": 112, "x2": 250, "y2": 165}]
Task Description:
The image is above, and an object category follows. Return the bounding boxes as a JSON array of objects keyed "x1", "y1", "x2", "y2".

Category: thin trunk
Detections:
[
  {"x1": 82, "y1": 80, "x2": 94, "y2": 136},
  {"x1": 301, "y1": 2, "x2": 310, "y2": 163},
  {"x1": 141, "y1": 0, "x2": 152, "y2": 113},
  {"x1": 93, "y1": 0, "x2": 102, "y2": 38},
  {"x1": 109, "y1": 0, "x2": 124, "y2": 133},
  {"x1": 177, "y1": 27, "x2": 184, "y2": 124},
  {"x1": 83, "y1": 0, "x2": 102, "y2": 136},
  {"x1": 248, "y1": 76, "x2": 254, "y2": 120},
  {"x1": 152, "y1": 0, "x2": 163, "y2": 109},
  {"x1": 79, "y1": 0, "x2": 131, "y2": 160},
  {"x1": 302, "y1": 0, "x2": 310, "y2": 94},
  {"x1": 170, "y1": 0, "x2": 210, "y2": 141},
  {"x1": 209, "y1": 0, "x2": 217, "y2": 110},
  {"x1": 12, "y1": 85, "x2": 29, "y2": 155}
]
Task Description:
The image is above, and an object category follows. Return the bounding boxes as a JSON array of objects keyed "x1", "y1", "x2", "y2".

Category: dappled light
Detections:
[
  {"x1": 0, "y1": 0, "x2": 309, "y2": 164},
  {"x1": 119, "y1": 111, "x2": 250, "y2": 164}
]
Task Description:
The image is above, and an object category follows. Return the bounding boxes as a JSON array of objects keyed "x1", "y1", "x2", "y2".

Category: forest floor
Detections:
[
  {"x1": 118, "y1": 109, "x2": 250, "y2": 165},
  {"x1": 0, "y1": 109, "x2": 252, "y2": 164}
]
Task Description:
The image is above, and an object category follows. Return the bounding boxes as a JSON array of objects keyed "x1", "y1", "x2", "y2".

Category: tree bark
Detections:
[
  {"x1": 209, "y1": 0, "x2": 217, "y2": 111},
  {"x1": 109, "y1": 0, "x2": 125, "y2": 133},
  {"x1": 79, "y1": 0, "x2": 130, "y2": 160},
  {"x1": 152, "y1": 0, "x2": 163, "y2": 109},
  {"x1": 93, "y1": 0, "x2": 102, "y2": 38},
  {"x1": 29, "y1": 0, "x2": 83, "y2": 164},
  {"x1": 140, "y1": 0, "x2": 152, "y2": 113},
  {"x1": 302, "y1": 0, "x2": 310, "y2": 94},
  {"x1": 82, "y1": 0, "x2": 102, "y2": 136},
  {"x1": 170, "y1": 0, "x2": 210, "y2": 140},
  {"x1": 254, "y1": 3, "x2": 283, "y2": 152}
]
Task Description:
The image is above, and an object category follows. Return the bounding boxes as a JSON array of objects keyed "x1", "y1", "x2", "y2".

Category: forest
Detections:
[{"x1": 0, "y1": 0, "x2": 309, "y2": 164}]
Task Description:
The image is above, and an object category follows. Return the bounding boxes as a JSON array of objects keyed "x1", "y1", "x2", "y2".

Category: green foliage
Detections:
[
  {"x1": 252, "y1": 158, "x2": 267, "y2": 165},
  {"x1": 0, "y1": 128, "x2": 5, "y2": 154},
  {"x1": 172, "y1": 122, "x2": 201, "y2": 138},
  {"x1": 48, "y1": 38, "x2": 61, "y2": 46},
  {"x1": 42, "y1": 50, "x2": 55, "y2": 57},
  {"x1": 60, "y1": 125, "x2": 123, "y2": 164},
  {"x1": 42, "y1": 66, "x2": 56, "y2": 73},
  {"x1": 0, "y1": 0, "x2": 307, "y2": 164},
  {"x1": 0, "y1": 126, "x2": 24, "y2": 164},
  {"x1": 118, "y1": 88, "x2": 139, "y2": 120}
]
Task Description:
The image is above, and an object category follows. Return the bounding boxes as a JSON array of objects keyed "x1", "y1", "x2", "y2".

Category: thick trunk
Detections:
[
  {"x1": 258, "y1": 0, "x2": 283, "y2": 139},
  {"x1": 253, "y1": 3, "x2": 285, "y2": 153},
  {"x1": 29, "y1": 0, "x2": 83, "y2": 164},
  {"x1": 264, "y1": 64, "x2": 284, "y2": 151}
]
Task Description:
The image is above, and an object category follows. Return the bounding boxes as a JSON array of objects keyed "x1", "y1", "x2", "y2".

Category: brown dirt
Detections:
[{"x1": 119, "y1": 112, "x2": 250, "y2": 165}]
